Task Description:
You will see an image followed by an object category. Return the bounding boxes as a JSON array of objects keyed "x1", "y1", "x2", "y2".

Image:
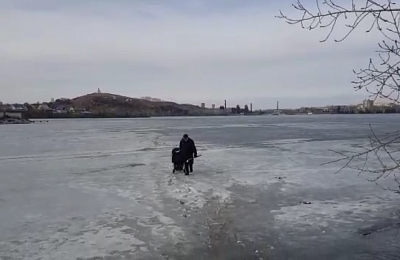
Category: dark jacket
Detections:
[{"x1": 179, "y1": 138, "x2": 197, "y2": 160}]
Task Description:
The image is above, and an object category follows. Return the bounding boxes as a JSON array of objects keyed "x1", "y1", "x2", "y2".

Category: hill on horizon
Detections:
[{"x1": 64, "y1": 92, "x2": 206, "y2": 117}]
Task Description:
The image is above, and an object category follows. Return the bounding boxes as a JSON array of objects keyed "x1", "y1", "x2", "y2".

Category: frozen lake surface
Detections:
[{"x1": 1, "y1": 115, "x2": 400, "y2": 259}]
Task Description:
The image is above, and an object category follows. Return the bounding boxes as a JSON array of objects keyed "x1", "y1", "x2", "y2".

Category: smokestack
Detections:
[
  {"x1": 250, "y1": 103, "x2": 253, "y2": 112},
  {"x1": 277, "y1": 101, "x2": 279, "y2": 110},
  {"x1": 224, "y1": 100, "x2": 227, "y2": 109}
]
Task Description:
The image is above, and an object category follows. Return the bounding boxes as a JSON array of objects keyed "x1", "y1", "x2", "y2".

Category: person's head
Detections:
[{"x1": 183, "y1": 134, "x2": 188, "y2": 141}]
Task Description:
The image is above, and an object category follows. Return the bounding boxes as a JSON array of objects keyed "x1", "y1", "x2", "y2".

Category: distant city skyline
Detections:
[
  {"x1": 0, "y1": 0, "x2": 380, "y2": 109},
  {"x1": 0, "y1": 90, "x2": 374, "y2": 110}
]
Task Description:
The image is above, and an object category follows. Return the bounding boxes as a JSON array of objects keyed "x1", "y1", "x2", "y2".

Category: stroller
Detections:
[
  {"x1": 171, "y1": 148, "x2": 184, "y2": 173},
  {"x1": 171, "y1": 148, "x2": 199, "y2": 174}
]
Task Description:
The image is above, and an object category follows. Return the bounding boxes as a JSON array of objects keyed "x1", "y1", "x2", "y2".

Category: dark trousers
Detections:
[{"x1": 184, "y1": 159, "x2": 193, "y2": 174}]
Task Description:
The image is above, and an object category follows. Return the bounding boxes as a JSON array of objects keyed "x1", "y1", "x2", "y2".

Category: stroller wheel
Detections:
[{"x1": 173, "y1": 169, "x2": 176, "y2": 174}]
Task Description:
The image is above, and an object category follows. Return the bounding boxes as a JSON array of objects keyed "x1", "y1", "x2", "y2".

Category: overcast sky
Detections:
[{"x1": 0, "y1": 0, "x2": 381, "y2": 109}]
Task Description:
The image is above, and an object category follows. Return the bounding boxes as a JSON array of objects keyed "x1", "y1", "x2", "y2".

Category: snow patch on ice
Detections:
[
  {"x1": 272, "y1": 199, "x2": 388, "y2": 230},
  {"x1": 1, "y1": 222, "x2": 146, "y2": 260}
]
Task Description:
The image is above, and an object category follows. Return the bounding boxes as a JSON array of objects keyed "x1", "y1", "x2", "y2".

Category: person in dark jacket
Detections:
[{"x1": 179, "y1": 134, "x2": 197, "y2": 175}]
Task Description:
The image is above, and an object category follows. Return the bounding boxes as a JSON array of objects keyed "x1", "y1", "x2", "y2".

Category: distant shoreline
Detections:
[
  {"x1": 0, "y1": 117, "x2": 32, "y2": 125},
  {"x1": 26, "y1": 113, "x2": 266, "y2": 120},
  {"x1": 26, "y1": 113, "x2": 400, "y2": 120},
  {"x1": 2, "y1": 112, "x2": 398, "y2": 125}
]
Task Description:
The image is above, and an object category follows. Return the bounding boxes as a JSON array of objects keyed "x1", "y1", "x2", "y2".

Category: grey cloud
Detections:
[
  {"x1": 0, "y1": 0, "x2": 270, "y2": 13},
  {"x1": 0, "y1": 0, "x2": 383, "y2": 108}
]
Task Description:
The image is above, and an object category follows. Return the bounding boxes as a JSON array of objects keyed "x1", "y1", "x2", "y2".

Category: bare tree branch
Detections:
[
  {"x1": 277, "y1": 0, "x2": 400, "y2": 103},
  {"x1": 323, "y1": 125, "x2": 400, "y2": 191},
  {"x1": 278, "y1": 1, "x2": 400, "y2": 191}
]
